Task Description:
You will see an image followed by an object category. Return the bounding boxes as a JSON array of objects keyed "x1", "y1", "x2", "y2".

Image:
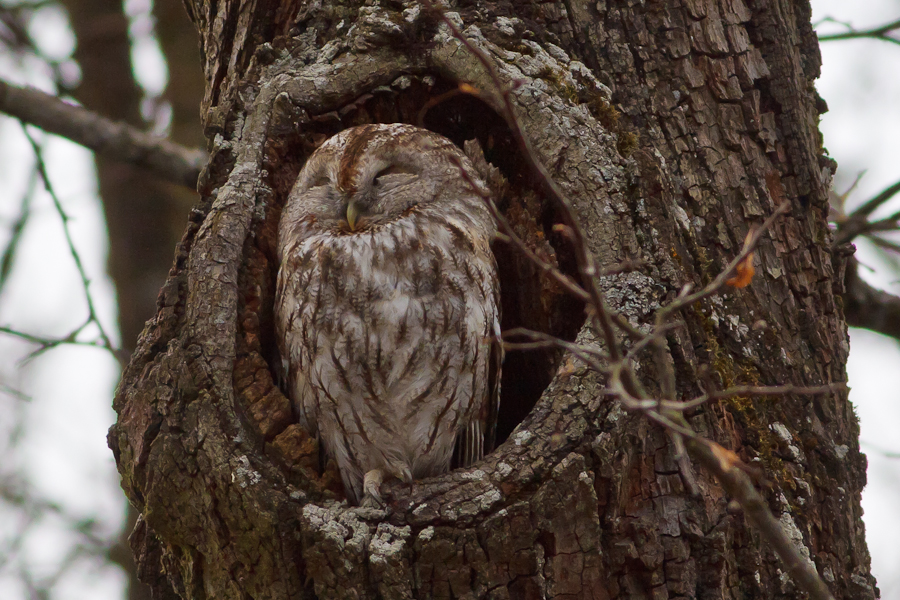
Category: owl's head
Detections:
[{"x1": 284, "y1": 124, "x2": 489, "y2": 234}]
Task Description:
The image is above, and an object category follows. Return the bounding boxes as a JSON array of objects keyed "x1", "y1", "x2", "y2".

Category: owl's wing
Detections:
[
  {"x1": 483, "y1": 331, "x2": 502, "y2": 456},
  {"x1": 454, "y1": 325, "x2": 503, "y2": 469}
]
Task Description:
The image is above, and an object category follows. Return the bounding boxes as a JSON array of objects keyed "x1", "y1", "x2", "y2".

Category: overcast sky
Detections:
[{"x1": 815, "y1": 0, "x2": 900, "y2": 595}]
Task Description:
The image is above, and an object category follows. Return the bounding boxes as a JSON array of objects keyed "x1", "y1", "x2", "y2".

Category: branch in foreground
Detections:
[
  {"x1": 425, "y1": 2, "x2": 622, "y2": 362},
  {"x1": 0, "y1": 79, "x2": 206, "y2": 189},
  {"x1": 662, "y1": 187, "x2": 790, "y2": 316},
  {"x1": 688, "y1": 440, "x2": 835, "y2": 600}
]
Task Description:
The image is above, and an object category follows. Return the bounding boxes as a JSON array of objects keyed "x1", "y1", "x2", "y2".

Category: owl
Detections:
[{"x1": 275, "y1": 124, "x2": 502, "y2": 505}]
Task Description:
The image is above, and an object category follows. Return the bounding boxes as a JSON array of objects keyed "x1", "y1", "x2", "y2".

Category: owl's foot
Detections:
[{"x1": 361, "y1": 469, "x2": 385, "y2": 508}]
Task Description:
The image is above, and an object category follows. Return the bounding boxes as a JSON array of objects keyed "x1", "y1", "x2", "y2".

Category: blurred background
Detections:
[{"x1": 0, "y1": 0, "x2": 898, "y2": 598}]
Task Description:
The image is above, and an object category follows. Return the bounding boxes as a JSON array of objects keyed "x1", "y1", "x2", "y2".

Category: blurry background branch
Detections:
[
  {"x1": 816, "y1": 16, "x2": 900, "y2": 45},
  {"x1": 0, "y1": 0, "x2": 204, "y2": 598},
  {"x1": 833, "y1": 176, "x2": 900, "y2": 244},
  {"x1": 830, "y1": 176, "x2": 900, "y2": 342},
  {"x1": 0, "y1": 79, "x2": 205, "y2": 188},
  {"x1": 21, "y1": 125, "x2": 117, "y2": 356},
  {"x1": 842, "y1": 258, "x2": 900, "y2": 339}
]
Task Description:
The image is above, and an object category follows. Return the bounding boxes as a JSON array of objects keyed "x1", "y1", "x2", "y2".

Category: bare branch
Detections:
[
  {"x1": 864, "y1": 234, "x2": 900, "y2": 255},
  {"x1": 449, "y1": 155, "x2": 592, "y2": 305},
  {"x1": 663, "y1": 201, "x2": 790, "y2": 315},
  {"x1": 688, "y1": 439, "x2": 836, "y2": 600},
  {"x1": 501, "y1": 328, "x2": 608, "y2": 372},
  {"x1": 834, "y1": 176, "x2": 900, "y2": 244},
  {"x1": 817, "y1": 16, "x2": 900, "y2": 46},
  {"x1": 21, "y1": 128, "x2": 121, "y2": 361},
  {"x1": 599, "y1": 258, "x2": 646, "y2": 277},
  {"x1": 860, "y1": 441, "x2": 900, "y2": 459},
  {"x1": 0, "y1": 166, "x2": 36, "y2": 296},
  {"x1": 675, "y1": 383, "x2": 844, "y2": 411},
  {"x1": 424, "y1": 9, "x2": 836, "y2": 598},
  {"x1": 0, "y1": 325, "x2": 114, "y2": 359},
  {"x1": 424, "y1": 1, "x2": 622, "y2": 361},
  {"x1": 624, "y1": 321, "x2": 683, "y2": 362},
  {"x1": 843, "y1": 257, "x2": 900, "y2": 340},
  {"x1": 0, "y1": 79, "x2": 205, "y2": 188}
]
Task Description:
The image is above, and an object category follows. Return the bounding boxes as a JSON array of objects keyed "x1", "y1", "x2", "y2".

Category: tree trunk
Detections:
[{"x1": 108, "y1": 1, "x2": 877, "y2": 598}]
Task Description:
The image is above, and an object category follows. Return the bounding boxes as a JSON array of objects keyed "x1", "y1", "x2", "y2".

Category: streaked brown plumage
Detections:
[{"x1": 275, "y1": 124, "x2": 501, "y2": 504}]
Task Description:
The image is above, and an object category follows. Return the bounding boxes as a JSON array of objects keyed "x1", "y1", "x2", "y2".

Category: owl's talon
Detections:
[{"x1": 362, "y1": 469, "x2": 385, "y2": 507}]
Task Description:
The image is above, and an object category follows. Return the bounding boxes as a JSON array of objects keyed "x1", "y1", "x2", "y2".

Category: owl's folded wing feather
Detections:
[{"x1": 454, "y1": 320, "x2": 502, "y2": 469}]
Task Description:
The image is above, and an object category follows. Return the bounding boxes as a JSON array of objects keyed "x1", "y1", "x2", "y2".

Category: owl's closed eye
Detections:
[{"x1": 372, "y1": 164, "x2": 417, "y2": 190}]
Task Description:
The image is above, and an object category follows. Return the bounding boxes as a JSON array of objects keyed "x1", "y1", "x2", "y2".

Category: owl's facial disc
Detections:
[{"x1": 329, "y1": 157, "x2": 424, "y2": 234}]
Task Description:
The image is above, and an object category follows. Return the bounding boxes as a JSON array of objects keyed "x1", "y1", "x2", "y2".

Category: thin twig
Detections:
[
  {"x1": 835, "y1": 176, "x2": 900, "y2": 245},
  {"x1": 673, "y1": 383, "x2": 844, "y2": 411},
  {"x1": 817, "y1": 16, "x2": 900, "y2": 46},
  {"x1": 0, "y1": 383, "x2": 30, "y2": 402},
  {"x1": 0, "y1": 166, "x2": 36, "y2": 295},
  {"x1": 0, "y1": 325, "x2": 111, "y2": 356},
  {"x1": 424, "y1": 1, "x2": 622, "y2": 361},
  {"x1": 864, "y1": 234, "x2": 900, "y2": 255},
  {"x1": 860, "y1": 440, "x2": 900, "y2": 459},
  {"x1": 599, "y1": 258, "x2": 646, "y2": 277},
  {"x1": 450, "y1": 156, "x2": 592, "y2": 304},
  {"x1": 20, "y1": 127, "x2": 120, "y2": 360},
  {"x1": 623, "y1": 320, "x2": 683, "y2": 362},
  {"x1": 662, "y1": 202, "x2": 790, "y2": 315},
  {"x1": 501, "y1": 328, "x2": 608, "y2": 372}
]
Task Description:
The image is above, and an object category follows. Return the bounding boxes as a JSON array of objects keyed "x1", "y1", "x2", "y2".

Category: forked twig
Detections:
[
  {"x1": 817, "y1": 16, "x2": 900, "y2": 46},
  {"x1": 14, "y1": 126, "x2": 122, "y2": 362}
]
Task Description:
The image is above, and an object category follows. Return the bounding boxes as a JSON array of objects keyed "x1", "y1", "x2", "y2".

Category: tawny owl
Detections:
[{"x1": 275, "y1": 124, "x2": 501, "y2": 505}]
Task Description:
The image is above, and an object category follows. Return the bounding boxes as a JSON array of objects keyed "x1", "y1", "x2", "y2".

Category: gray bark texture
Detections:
[{"x1": 108, "y1": 0, "x2": 876, "y2": 598}]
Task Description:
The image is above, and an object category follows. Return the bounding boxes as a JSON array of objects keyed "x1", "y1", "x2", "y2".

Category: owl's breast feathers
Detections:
[{"x1": 278, "y1": 211, "x2": 499, "y2": 502}]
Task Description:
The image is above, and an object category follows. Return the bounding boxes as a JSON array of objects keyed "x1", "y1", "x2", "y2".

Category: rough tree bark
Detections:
[{"x1": 108, "y1": 1, "x2": 877, "y2": 598}]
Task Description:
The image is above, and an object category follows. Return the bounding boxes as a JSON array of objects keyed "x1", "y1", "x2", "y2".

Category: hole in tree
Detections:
[{"x1": 258, "y1": 77, "x2": 587, "y2": 483}]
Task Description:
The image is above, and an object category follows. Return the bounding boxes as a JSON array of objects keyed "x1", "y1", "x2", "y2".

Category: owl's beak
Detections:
[{"x1": 346, "y1": 199, "x2": 360, "y2": 231}]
